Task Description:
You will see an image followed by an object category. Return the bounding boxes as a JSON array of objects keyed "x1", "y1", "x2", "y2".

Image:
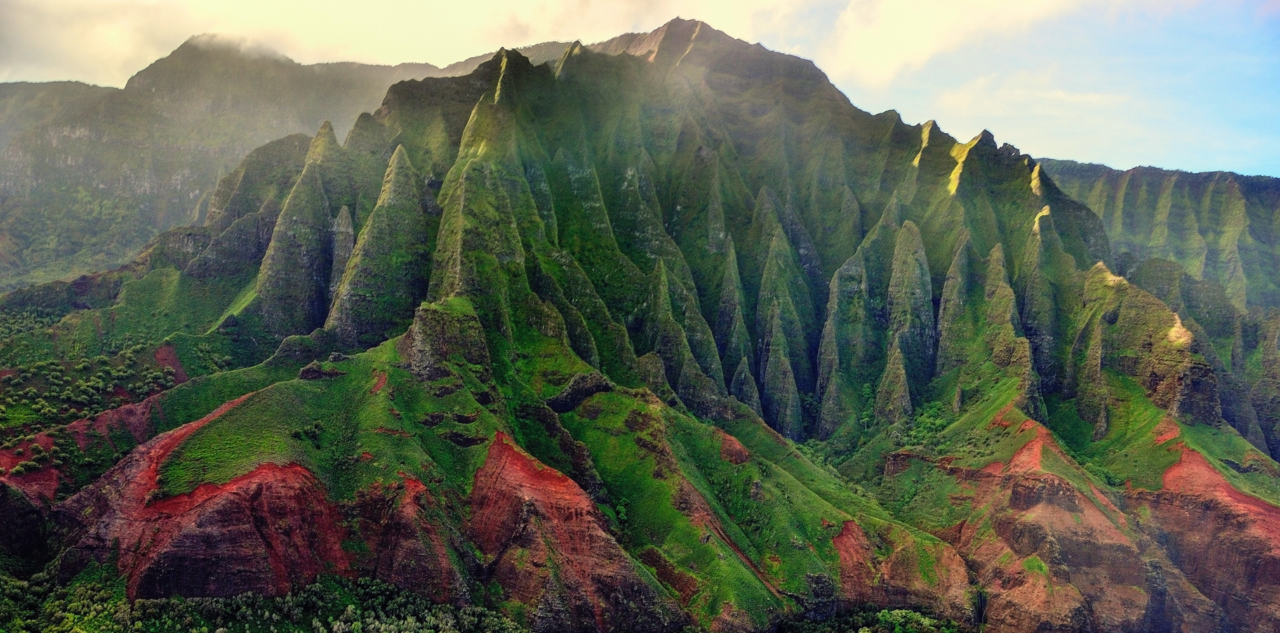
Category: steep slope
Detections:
[
  {"x1": 0, "y1": 18, "x2": 1278, "y2": 633},
  {"x1": 0, "y1": 82, "x2": 114, "y2": 153},
  {"x1": 0, "y1": 37, "x2": 443, "y2": 292},
  {"x1": 1042, "y1": 158, "x2": 1280, "y2": 311}
]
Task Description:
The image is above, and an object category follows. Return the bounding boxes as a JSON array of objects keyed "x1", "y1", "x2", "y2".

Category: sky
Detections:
[{"x1": 1, "y1": 0, "x2": 1277, "y2": 176}]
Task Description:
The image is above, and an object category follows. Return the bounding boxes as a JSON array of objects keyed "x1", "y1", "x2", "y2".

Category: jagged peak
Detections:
[
  {"x1": 918, "y1": 119, "x2": 957, "y2": 154},
  {"x1": 306, "y1": 121, "x2": 342, "y2": 163},
  {"x1": 376, "y1": 145, "x2": 420, "y2": 209},
  {"x1": 896, "y1": 219, "x2": 925, "y2": 252},
  {"x1": 947, "y1": 229, "x2": 973, "y2": 274},
  {"x1": 493, "y1": 48, "x2": 540, "y2": 105},
  {"x1": 973, "y1": 129, "x2": 997, "y2": 150},
  {"x1": 1028, "y1": 161, "x2": 1065, "y2": 199},
  {"x1": 554, "y1": 40, "x2": 588, "y2": 77},
  {"x1": 333, "y1": 205, "x2": 353, "y2": 233},
  {"x1": 750, "y1": 186, "x2": 784, "y2": 240},
  {"x1": 1085, "y1": 260, "x2": 1128, "y2": 289},
  {"x1": 649, "y1": 260, "x2": 674, "y2": 319},
  {"x1": 591, "y1": 17, "x2": 708, "y2": 66}
]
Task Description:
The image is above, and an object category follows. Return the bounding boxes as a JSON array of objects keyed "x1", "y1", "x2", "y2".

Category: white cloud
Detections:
[
  {"x1": 819, "y1": 0, "x2": 1093, "y2": 86},
  {"x1": 0, "y1": 0, "x2": 198, "y2": 85}
]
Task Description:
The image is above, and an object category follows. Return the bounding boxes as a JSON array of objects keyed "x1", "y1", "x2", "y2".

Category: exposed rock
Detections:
[
  {"x1": 1015, "y1": 209, "x2": 1066, "y2": 393},
  {"x1": 326, "y1": 146, "x2": 431, "y2": 348},
  {"x1": 546, "y1": 372, "x2": 614, "y2": 413},
  {"x1": 328, "y1": 205, "x2": 354, "y2": 299},
  {"x1": 54, "y1": 396, "x2": 350, "y2": 599},
  {"x1": 298, "y1": 361, "x2": 346, "y2": 380},
  {"x1": 715, "y1": 237, "x2": 754, "y2": 383},
  {"x1": 399, "y1": 300, "x2": 492, "y2": 383},
  {"x1": 469, "y1": 433, "x2": 686, "y2": 633},
  {"x1": 936, "y1": 231, "x2": 975, "y2": 375},
  {"x1": 729, "y1": 357, "x2": 763, "y2": 417},
  {"x1": 187, "y1": 195, "x2": 283, "y2": 280},
  {"x1": 759, "y1": 306, "x2": 804, "y2": 438},
  {"x1": 887, "y1": 221, "x2": 935, "y2": 388},
  {"x1": 255, "y1": 159, "x2": 334, "y2": 338}
]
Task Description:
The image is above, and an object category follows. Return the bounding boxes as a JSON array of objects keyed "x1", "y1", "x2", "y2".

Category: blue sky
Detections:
[
  {"x1": 1, "y1": 0, "x2": 1277, "y2": 176},
  {"x1": 817, "y1": 1, "x2": 1280, "y2": 176}
]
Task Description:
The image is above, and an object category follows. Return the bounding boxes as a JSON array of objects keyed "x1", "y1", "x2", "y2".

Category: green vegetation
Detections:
[
  {"x1": 0, "y1": 18, "x2": 1278, "y2": 633},
  {"x1": 1, "y1": 566, "x2": 526, "y2": 633},
  {"x1": 776, "y1": 608, "x2": 960, "y2": 633}
]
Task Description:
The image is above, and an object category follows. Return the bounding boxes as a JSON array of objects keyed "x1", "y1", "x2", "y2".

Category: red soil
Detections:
[
  {"x1": 1154, "y1": 417, "x2": 1180, "y2": 444},
  {"x1": 152, "y1": 344, "x2": 189, "y2": 384},
  {"x1": 989, "y1": 402, "x2": 1016, "y2": 428},
  {"x1": 0, "y1": 434, "x2": 58, "y2": 500},
  {"x1": 716, "y1": 429, "x2": 750, "y2": 465},
  {"x1": 469, "y1": 432, "x2": 674, "y2": 631},
  {"x1": 65, "y1": 395, "x2": 159, "y2": 451},
  {"x1": 1005, "y1": 424, "x2": 1049, "y2": 473},
  {"x1": 1162, "y1": 443, "x2": 1280, "y2": 544},
  {"x1": 832, "y1": 521, "x2": 875, "y2": 600},
  {"x1": 370, "y1": 371, "x2": 388, "y2": 395},
  {"x1": 59, "y1": 391, "x2": 352, "y2": 599}
]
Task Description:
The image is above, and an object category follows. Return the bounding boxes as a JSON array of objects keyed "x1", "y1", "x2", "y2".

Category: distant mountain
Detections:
[
  {"x1": 1040, "y1": 158, "x2": 1280, "y2": 310},
  {"x1": 0, "y1": 19, "x2": 1278, "y2": 633},
  {"x1": 0, "y1": 81, "x2": 114, "y2": 152},
  {"x1": 0, "y1": 38, "x2": 561, "y2": 293}
]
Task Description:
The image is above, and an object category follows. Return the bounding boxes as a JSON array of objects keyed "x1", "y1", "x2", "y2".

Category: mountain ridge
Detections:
[{"x1": 0, "y1": 19, "x2": 1277, "y2": 633}]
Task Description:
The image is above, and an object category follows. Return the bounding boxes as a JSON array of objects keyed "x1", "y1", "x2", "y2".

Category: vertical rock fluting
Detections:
[
  {"x1": 935, "y1": 232, "x2": 975, "y2": 376},
  {"x1": 753, "y1": 222, "x2": 816, "y2": 434},
  {"x1": 255, "y1": 159, "x2": 333, "y2": 338},
  {"x1": 760, "y1": 305, "x2": 805, "y2": 438},
  {"x1": 886, "y1": 221, "x2": 936, "y2": 391},
  {"x1": 815, "y1": 251, "x2": 870, "y2": 439},
  {"x1": 328, "y1": 205, "x2": 354, "y2": 300},
  {"x1": 874, "y1": 341, "x2": 912, "y2": 426},
  {"x1": 1016, "y1": 209, "x2": 1066, "y2": 394},
  {"x1": 326, "y1": 147, "x2": 431, "y2": 349},
  {"x1": 715, "y1": 237, "x2": 753, "y2": 390}
]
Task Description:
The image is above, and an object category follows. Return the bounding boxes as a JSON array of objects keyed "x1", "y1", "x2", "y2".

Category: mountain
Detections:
[
  {"x1": 0, "y1": 82, "x2": 115, "y2": 152},
  {"x1": 0, "y1": 36, "x2": 455, "y2": 293},
  {"x1": 1, "y1": 18, "x2": 1279, "y2": 633},
  {"x1": 1041, "y1": 159, "x2": 1280, "y2": 311}
]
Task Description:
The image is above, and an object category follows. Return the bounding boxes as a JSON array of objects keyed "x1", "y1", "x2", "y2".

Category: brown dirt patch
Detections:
[{"x1": 153, "y1": 344, "x2": 189, "y2": 384}]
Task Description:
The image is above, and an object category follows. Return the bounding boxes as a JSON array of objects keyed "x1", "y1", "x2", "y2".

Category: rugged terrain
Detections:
[
  {"x1": 0, "y1": 38, "x2": 570, "y2": 292},
  {"x1": 0, "y1": 18, "x2": 1278, "y2": 633}
]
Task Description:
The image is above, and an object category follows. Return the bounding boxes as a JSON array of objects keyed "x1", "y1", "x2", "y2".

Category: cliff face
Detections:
[
  {"x1": 0, "y1": 38, "x2": 455, "y2": 292},
  {"x1": 1, "y1": 18, "x2": 1279, "y2": 633},
  {"x1": 1041, "y1": 159, "x2": 1280, "y2": 312}
]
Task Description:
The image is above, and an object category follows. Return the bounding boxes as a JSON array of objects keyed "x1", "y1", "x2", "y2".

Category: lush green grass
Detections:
[
  {"x1": 156, "y1": 339, "x2": 505, "y2": 502},
  {"x1": 558, "y1": 391, "x2": 782, "y2": 627},
  {"x1": 1082, "y1": 373, "x2": 1181, "y2": 491}
]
